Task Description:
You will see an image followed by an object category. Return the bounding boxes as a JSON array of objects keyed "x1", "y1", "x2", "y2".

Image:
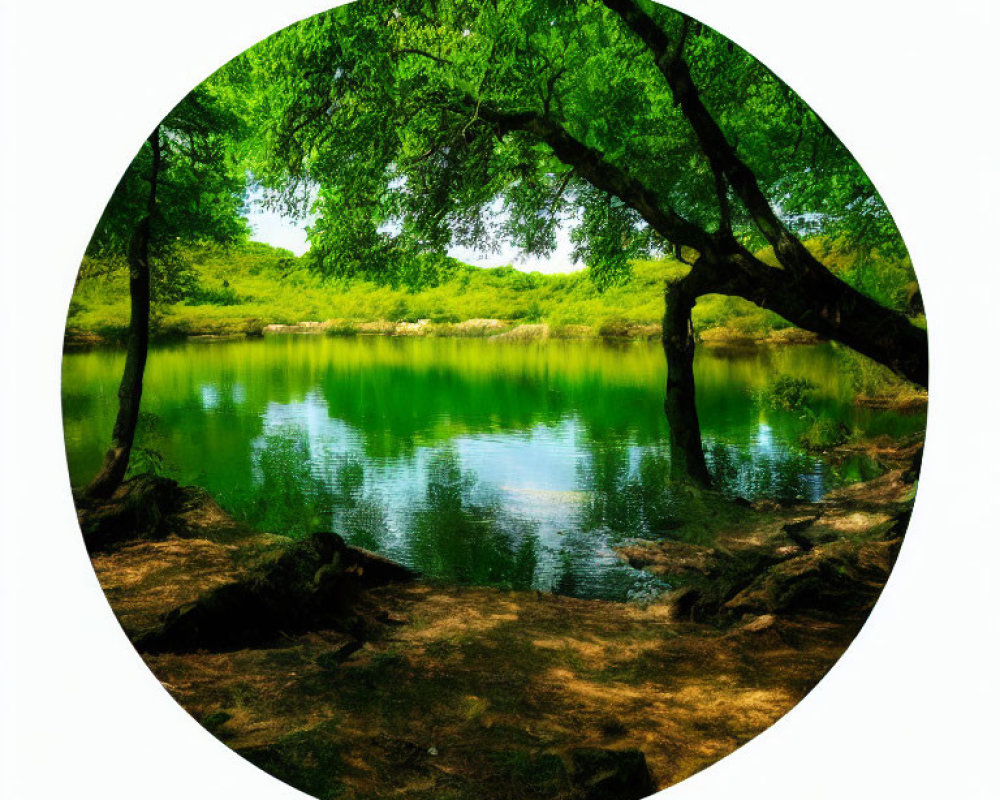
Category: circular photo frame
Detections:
[{"x1": 59, "y1": 2, "x2": 929, "y2": 799}]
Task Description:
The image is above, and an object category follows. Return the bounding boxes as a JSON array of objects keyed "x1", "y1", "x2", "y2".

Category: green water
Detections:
[{"x1": 62, "y1": 336, "x2": 924, "y2": 601}]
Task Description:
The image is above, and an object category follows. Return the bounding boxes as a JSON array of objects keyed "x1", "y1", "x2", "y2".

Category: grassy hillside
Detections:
[{"x1": 66, "y1": 239, "x2": 920, "y2": 341}]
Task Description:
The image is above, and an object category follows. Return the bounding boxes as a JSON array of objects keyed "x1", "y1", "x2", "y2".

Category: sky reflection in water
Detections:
[{"x1": 62, "y1": 336, "x2": 924, "y2": 600}]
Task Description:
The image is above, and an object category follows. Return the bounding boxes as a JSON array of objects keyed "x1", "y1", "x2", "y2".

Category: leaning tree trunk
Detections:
[
  {"x1": 658, "y1": 249, "x2": 928, "y2": 490},
  {"x1": 723, "y1": 247, "x2": 928, "y2": 387},
  {"x1": 85, "y1": 128, "x2": 160, "y2": 499},
  {"x1": 662, "y1": 278, "x2": 712, "y2": 487},
  {"x1": 596, "y1": 0, "x2": 928, "y2": 486},
  {"x1": 470, "y1": 6, "x2": 932, "y2": 490}
]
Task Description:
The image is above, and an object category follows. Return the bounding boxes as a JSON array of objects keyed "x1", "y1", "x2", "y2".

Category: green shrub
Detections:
[
  {"x1": 388, "y1": 298, "x2": 410, "y2": 322},
  {"x1": 598, "y1": 317, "x2": 631, "y2": 338},
  {"x1": 755, "y1": 376, "x2": 818, "y2": 412},
  {"x1": 800, "y1": 417, "x2": 852, "y2": 451},
  {"x1": 186, "y1": 279, "x2": 245, "y2": 306}
]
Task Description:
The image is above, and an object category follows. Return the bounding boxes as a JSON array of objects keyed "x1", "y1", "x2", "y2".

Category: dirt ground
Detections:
[
  {"x1": 88, "y1": 446, "x2": 918, "y2": 800},
  {"x1": 136, "y1": 583, "x2": 861, "y2": 799}
]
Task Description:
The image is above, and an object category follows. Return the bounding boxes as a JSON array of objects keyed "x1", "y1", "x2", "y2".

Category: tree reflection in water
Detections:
[{"x1": 408, "y1": 450, "x2": 539, "y2": 591}]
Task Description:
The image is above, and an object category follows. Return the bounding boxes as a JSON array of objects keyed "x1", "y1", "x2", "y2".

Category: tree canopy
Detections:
[
  {"x1": 87, "y1": 86, "x2": 249, "y2": 300},
  {"x1": 232, "y1": 0, "x2": 905, "y2": 288},
  {"x1": 215, "y1": 0, "x2": 926, "y2": 486}
]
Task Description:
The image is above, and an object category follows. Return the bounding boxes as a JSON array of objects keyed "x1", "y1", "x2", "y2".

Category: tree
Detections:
[
  {"x1": 237, "y1": 0, "x2": 927, "y2": 486},
  {"x1": 84, "y1": 88, "x2": 247, "y2": 498}
]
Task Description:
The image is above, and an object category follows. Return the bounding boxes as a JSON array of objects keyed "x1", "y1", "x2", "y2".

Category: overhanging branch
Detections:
[
  {"x1": 474, "y1": 104, "x2": 712, "y2": 253},
  {"x1": 601, "y1": 0, "x2": 828, "y2": 276}
]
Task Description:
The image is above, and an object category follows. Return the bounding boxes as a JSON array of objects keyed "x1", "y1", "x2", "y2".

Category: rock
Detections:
[
  {"x1": 134, "y1": 531, "x2": 417, "y2": 653},
  {"x1": 168, "y1": 487, "x2": 254, "y2": 542},
  {"x1": 724, "y1": 540, "x2": 895, "y2": 617},
  {"x1": 63, "y1": 329, "x2": 108, "y2": 349},
  {"x1": 698, "y1": 326, "x2": 821, "y2": 348},
  {"x1": 697, "y1": 327, "x2": 758, "y2": 347},
  {"x1": 765, "y1": 328, "x2": 822, "y2": 345},
  {"x1": 356, "y1": 320, "x2": 396, "y2": 335},
  {"x1": 78, "y1": 475, "x2": 186, "y2": 553},
  {"x1": 726, "y1": 613, "x2": 784, "y2": 647},
  {"x1": 347, "y1": 545, "x2": 419, "y2": 584},
  {"x1": 263, "y1": 321, "x2": 326, "y2": 334},
  {"x1": 651, "y1": 547, "x2": 789, "y2": 623},
  {"x1": 452, "y1": 318, "x2": 507, "y2": 336},
  {"x1": 663, "y1": 586, "x2": 702, "y2": 621},
  {"x1": 740, "y1": 613, "x2": 777, "y2": 633},
  {"x1": 394, "y1": 319, "x2": 431, "y2": 336},
  {"x1": 782, "y1": 516, "x2": 820, "y2": 551},
  {"x1": 568, "y1": 747, "x2": 655, "y2": 800},
  {"x1": 490, "y1": 323, "x2": 550, "y2": 341},
  {"x1": 617, "y1": 541, "x2": 718, "y2": 579},
  {"x1": 187, "y1": 333, "x2": 247, "y2": 342}
]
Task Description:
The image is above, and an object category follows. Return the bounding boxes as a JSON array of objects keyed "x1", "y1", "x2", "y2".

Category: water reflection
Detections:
[
  {"x1": 234, "y1": 392, "x2": 835, "y2": 599},
  {"x1": 578, "y1": 445, "x2": 679, "y2": 539},
  {"x1": 408, "y1": 451, "x2": 540, "y2": 589},
  {"x1": 705, "y1": 426, "x2": 828, "y2": 503},
  {"x1": 62, "y1": 337, "x2": 925, "y2": 600},
  {"x1": 244, "y1": 398, "x2": 663, "y2": 599}
]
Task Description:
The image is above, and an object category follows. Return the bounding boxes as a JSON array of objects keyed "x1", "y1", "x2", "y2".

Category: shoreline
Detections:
[
  {"x1": 82, "y1": 438, "x2": 917, "y2": 800},
  {"x1": 63, "y1": 319, "x2": 928, "y2": 411},
  {"x1": 64, "y1": 317, "x2": 826, "y2": 347}
]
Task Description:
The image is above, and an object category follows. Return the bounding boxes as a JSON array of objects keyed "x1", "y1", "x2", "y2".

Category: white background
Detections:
[{"x1": 1, "y1": 1, "x2": 998, "y2": 798}]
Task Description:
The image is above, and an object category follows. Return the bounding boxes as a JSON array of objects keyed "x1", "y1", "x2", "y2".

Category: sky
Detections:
[{"x1": 244, "y1": 193, "x2": 583, "y2": 275}]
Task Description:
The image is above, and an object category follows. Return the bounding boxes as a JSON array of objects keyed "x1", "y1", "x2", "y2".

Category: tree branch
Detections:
[
  {"x1": 474, "y1": 104, "x2": 712, "y2": 253},
  {"x1": 713, "y1": 169, "x2": 732, "y2": 235},
  {"x1": 548, "y1": 168, "x2": 574, "y2": 215},
  {"x1": 601, "y1": 0, "x2": 828, "y2": 276}
]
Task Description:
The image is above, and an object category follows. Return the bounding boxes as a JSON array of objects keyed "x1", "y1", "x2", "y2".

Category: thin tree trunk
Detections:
[
  {"x1": 85, "y1": 128, "x2": 160, "y2": 499},
  {"x1": 662, "y1": 278, "x2": 711, "y2": 487}
]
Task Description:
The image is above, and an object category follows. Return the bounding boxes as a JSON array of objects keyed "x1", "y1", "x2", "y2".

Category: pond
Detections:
[{"x1": 62, "y1": 335, "x2": 924, "y2": 601}]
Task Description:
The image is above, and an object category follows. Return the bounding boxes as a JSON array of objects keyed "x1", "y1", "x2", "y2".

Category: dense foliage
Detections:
[
  {"x1": 228, "y1": 0, "x2": 907, "y2": 286},
  {"x1": 70, "y1": 238, "x2": 922, "y2": 342},
  {"x1": 85, "y1": 86, "x2": 250, "y2": 298}
]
